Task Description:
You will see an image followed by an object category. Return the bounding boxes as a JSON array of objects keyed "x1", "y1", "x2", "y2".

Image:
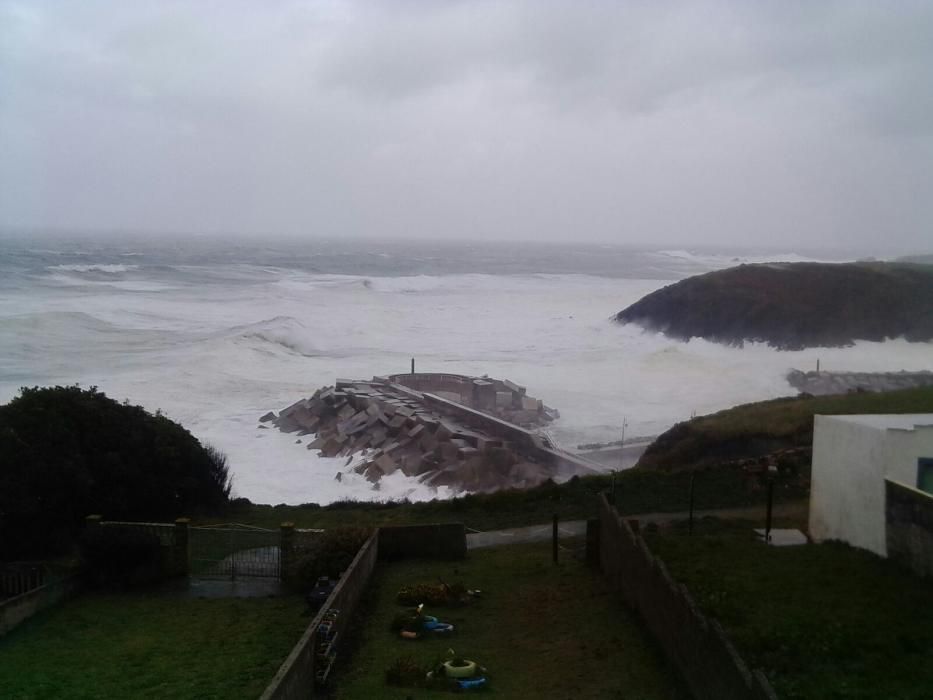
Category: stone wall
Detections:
[
  {"x1": 597, "y1": 494, "x2": 777, "y2": 700},
  {"x1": 378, "y1": 523, "x2": 467, "y2": 561},
  {"x1": 260, "y1": 531, "x2": 380, "y2": 700},
  {"x1": 89, "y1": 515, "x2": 190, "y2": 579},
  {"x1": 387, "y1": 373, "x2": 478, "y2": 404},
  {"x1": 885, "y1": 479, "x2": 933, "y2": 579},
  {"x1": 0, "y1": 574, "x2": 80, "y2": 637},
  {"x1": 260, "y1": 522, "x2": 467, "y2": 699}
]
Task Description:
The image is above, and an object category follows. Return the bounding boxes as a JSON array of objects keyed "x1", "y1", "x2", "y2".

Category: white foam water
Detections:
[{"x1": 1, "y1": 237, "x2": 928, "y2": 505}]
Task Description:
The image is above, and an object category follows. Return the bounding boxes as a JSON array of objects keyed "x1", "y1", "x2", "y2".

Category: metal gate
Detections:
[{"x1": 189, "y1": 524, "x2": 280, "y2": 580}]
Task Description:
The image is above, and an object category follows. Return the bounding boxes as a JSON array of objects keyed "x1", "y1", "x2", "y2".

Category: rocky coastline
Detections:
[{"x1": 260, "y1": 373, "x2": 594, "y2": 493}]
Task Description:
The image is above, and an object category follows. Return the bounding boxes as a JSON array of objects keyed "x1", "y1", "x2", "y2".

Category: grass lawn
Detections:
[
  {"x1": 645, "y1": 520, "x2": 933, "y2": 700},
  {"x1": 334, "y1": 540, "x2": 686, "y2": 699},
  {"x1": 0, "y1": 592, "x2": 308, "y2": 699}
]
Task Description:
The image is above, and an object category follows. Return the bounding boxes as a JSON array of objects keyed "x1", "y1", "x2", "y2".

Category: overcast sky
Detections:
[{"x1": 1, "y1": 1, "x2": 931, "y2": 249}]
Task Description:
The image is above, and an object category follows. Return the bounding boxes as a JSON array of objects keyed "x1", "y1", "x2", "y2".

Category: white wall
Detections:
[
  {"x1": 884, "y1": 425, "x2": 933, "y2": 488},
  {"x1": 809, "y1": 416, "x2": 889, "y2": 555},
  {"x1": 809, "y1": 416, "x2": 933, "y2": 557}
]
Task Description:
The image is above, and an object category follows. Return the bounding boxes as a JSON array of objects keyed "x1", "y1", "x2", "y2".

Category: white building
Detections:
[{"x1": 809, "y1": 414, "x2": 933, "y2": 557}]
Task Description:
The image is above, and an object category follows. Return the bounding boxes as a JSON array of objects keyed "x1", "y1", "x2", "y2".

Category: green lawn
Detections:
[
  {"x1": 645, "y1": 521, "x2": 933, "y2": 700},
  {"x1": 334, "y1": 540, "x2": 686, "y2": 699},
  {"x1": 0, "y1": 592, "x2": 308, "y2": 699}
]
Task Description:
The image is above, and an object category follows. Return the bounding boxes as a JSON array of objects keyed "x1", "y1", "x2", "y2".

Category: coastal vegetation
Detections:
[
  {"x1": 616, "y1": 261, "x2": 933, "y2": 349},
  {"x1": 0, "y1": 386, "x2": 232, "y2": 560},
  {"x1": 637, "y1": 385, "x2": 933, "y2": 472}
]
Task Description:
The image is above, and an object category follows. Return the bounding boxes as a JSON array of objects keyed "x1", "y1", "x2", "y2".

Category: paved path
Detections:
[
  {"x1": 467, "y1": 520, "x2": 587, "y2": 548},
  {"x1": 466, "y1": 499, "x2": 807, "y2": 549}
]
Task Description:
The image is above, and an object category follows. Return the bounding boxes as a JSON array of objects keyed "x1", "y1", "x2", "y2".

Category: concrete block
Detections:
[
  {"x1": 435, "y1": 421, "x2": 454, "y2": 442},
  {"x1": 419, "y1": 432, "x2": 438, "y2": 453},
  {"x1": 439, "y1": 442, "x2": 460, "y2": 461},
  {"x1": 375, "y1": 454, "x2": 399, "y2": 475},
  {"x1": 477, "y1": 436, "x2": 503, "y2": 452},
  {"x1": 363, "y1": 463, "x2": 383, "y2": 483},
  {"x1": 280, "y1": 398, "x2": 309, "y2": 418},
  {"x1": 321, "y1": 438, "x2": 342, "y2": 457},
  {"x1": 521, "y1": 396, "x2": 540, "y2": 411},
  {"x1": 502, "y1": 380, "x2": 525, "y2": 395}
]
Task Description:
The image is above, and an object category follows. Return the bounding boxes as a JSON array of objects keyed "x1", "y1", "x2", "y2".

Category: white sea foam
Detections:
[
  {"x1": 3, "y1": 248, "x2": 931, "y2": 505},
  {"x1": 49, "y1": 263, "x2": 139, "y2": 274},
  {"x1": 651, "y1": 250, "x2": 841, "y2": 269}
]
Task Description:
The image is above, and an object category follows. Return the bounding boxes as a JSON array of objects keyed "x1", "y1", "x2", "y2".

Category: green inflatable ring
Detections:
[{"x1": 442, "y1": 660, "x2": 477, "y2": 678}]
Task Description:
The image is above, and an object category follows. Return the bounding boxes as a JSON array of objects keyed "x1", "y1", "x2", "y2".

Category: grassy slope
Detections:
[
  {"x1": 334, "y1": 540, "x2": 687, "y2": 699},
  {"x1": 647, "y1": 521, "x2": 933, "y2": 700},
  {"x1": 637, "y1": 386, "x2": 933, "y2": 471},
  {"x1": 0, "y1": 594, "x2": 307, "y2": 700}
]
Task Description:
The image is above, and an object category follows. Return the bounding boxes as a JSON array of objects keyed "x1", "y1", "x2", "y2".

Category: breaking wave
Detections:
[
  {"x1": 48, "y1": 263, "x2": 139, "y2": 274},
  {"x1": 232, "y1": 316, "x2": 323, "y2": 357}
]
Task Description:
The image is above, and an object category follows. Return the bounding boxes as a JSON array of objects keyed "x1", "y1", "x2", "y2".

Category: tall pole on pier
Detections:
[{"x1": 411, "y1": 357, "x2": 415, "y2": 374}]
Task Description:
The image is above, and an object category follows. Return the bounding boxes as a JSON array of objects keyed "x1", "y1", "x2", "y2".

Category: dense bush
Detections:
[
  {"x1": 80, "y1": 526, "x2": 163, "y2": 588},
  {"x1": 290, "y1": 526, "x2": 372, "y2": 590},
  {"x1": 397, "y1": 581, "x2": 470, "y2": 607},
  {"x1": 0, "y1": 386, "x2": 232, "y2": 560}
]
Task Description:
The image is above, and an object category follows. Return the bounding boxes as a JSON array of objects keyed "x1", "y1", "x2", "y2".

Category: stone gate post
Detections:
[
  {"x1": 280, "y1": 522, "x2": 295, "y2": 582},
  {"x1": 173, "y1": 518, "x2": 190, "y2": 577}
]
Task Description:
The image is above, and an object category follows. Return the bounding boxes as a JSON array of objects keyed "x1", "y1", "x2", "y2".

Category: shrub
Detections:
[
  {"x1": 0, "y1": 386, "x2": 233, "y2": 560},
  {"x1": 289, "y1": 526, "x2": 372, "y2": 590},
  {"x1": 80, "y1": 526, "x2": 162, "y2": 589},
  {"x1": 397, "y1": 581, "x2": 469, "y2": 607}
]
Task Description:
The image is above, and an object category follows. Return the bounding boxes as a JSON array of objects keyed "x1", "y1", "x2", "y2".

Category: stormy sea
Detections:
[{"x1": 2, "y1": 233, "x2": 929, "y2": 504}]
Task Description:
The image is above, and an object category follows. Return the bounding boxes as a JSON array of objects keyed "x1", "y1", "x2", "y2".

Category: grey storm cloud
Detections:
[{"x1": 1, "y1": 0, "x2": 932, "y2": 250}]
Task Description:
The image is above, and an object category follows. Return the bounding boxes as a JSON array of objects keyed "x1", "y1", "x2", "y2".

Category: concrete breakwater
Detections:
[
  {"x1": 787, "y1": 369, "x2": 933, "y2": 396},
  {"x1": 261, "y1": 373, "x2": 596, "y2": 493}
]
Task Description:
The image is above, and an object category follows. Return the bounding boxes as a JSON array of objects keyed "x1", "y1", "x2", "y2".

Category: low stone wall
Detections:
[
  {"x1": 387, "y1": 373, "x2": 476, "y2": 403},
  {"x1": 378, "y1": 523, "x2": 467, "y2": 561},
  {"x1": 0, "y1": 574, "x2": 80, "y2": 637},
  {"x1": 885, "y1": 479, "x2": 933, "y2": 579},
  {"x1": 260, "y1": 522, "x2": 468, "y2": 699},
  {"x1": 260, "y1": 531, "x2": 380, "y2": 700},
  {"x1": 597, "y1": 495, "x2": 777, "y2": 700}
]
